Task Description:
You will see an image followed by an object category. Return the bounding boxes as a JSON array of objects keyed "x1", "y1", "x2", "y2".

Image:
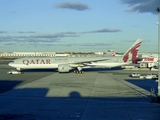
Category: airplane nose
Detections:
[
  {"x1": 8, "y1": 62, "x2": 11, "y2": 66},
  {"x1": 8, "y1": 62, "x2": 13, "y2": 67}
]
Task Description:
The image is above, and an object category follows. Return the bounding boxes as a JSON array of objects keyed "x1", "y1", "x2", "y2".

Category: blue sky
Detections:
[{"x1": 0, "y1": 0, "x2": 159, "y2": 52}]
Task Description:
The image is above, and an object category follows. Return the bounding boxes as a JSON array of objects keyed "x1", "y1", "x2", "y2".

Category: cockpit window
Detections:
[{"x1": 9, "y1": 60, "x2": 14, "y2": 63}]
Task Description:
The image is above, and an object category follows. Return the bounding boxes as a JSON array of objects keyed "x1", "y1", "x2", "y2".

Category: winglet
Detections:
[{"x1": 123, "y1": 39, "x2": 142, "y2": 63}]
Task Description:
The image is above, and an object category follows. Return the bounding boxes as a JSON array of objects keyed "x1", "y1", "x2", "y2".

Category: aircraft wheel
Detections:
[{"x1": 81, "y1": 71, "x2": 84, "y2": 74}]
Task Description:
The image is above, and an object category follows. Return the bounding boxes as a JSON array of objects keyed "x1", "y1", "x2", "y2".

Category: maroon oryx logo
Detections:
[{"x1": 123, "y1": 40, "x2": 142, "y2": 63}]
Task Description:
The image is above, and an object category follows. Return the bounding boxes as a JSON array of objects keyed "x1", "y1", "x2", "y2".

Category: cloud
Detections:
[
  {"x1": 80, "y1": 43, "x2": 112, "y2": 47},
  {"x1": 3, "y1": 43, "x2": 16, "y2": 46},
  {"x1": 30, "y1": 43, "x2": 113, "y2": 48},
  {"x1": 0, "y1": 31, "x2": 36, "y2": 34},
  {"x1": 18, "y1": 31, "x2": 36, "y2": 34},
  {"x1": 55, "y1": 2, "x2": 90, "y2": 11},
  {"x1": 30, "y1": 32, "x2": 79, "y2": 39},
  {"x1": 49, "y1": 43, "x2": 112, "y2": 47},
  {"x1": 26, "y1": 39, "x2": 60, "y2": 43},
  {"x1": 0, "y1": 36, "x2": 58, "y2": 43},
  {"x1": 83, "y1": 28, "x2": 121, "y2": 33},
  {"x1": 0, "y1": 31, "x2": 7, "y2": 33},
  {"x1": 0, "y1": 29, "x2": 121, "y2": 48},
  {"x1": 0, "y1": 32, "x2": 79, "y2": 44},
  {"x1": 121, "y1": 0, "x2": 149, "y2": 6},
  {"x1": 121, "y1": 0, "x2": 160, "y2": 14}
]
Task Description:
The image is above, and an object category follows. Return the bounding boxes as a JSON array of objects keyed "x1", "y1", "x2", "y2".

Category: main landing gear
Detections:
[
  {"x1": 74, "y1": 70, "x2": 84, "y2": 74},
  {"x1": 74, "y1": 67, "x2": 84, "y2": 74}
]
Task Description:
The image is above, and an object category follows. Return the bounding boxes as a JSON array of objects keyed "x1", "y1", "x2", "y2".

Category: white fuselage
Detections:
[{"x1": 8, "y1": 56, "x2": 128, "y2": 70}]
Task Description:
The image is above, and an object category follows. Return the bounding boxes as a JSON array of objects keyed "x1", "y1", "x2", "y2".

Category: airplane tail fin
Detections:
[
  {"x1": 122, "y1": 39, "x2": 142, "y2": 63},
  {"x1": 111, "y1": 50, "x2": 116, "y2": 56},
  {"x1": 108, "y1": 49, "x2": 116, "y2": 56}
]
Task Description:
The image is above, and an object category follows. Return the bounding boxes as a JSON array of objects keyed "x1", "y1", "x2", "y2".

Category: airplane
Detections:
[
  {"x1": 8, "y1": 39, "x2": 142, "y2": 74},
  {"x1": 139, "y1": 56, "x2": 158, "y2": 69},
  {"x1": 107, "y1": 49, "x2": 116, "y2": 56},
  {"x1": 142, "y1": 57, "x2": 158, "y2": 63},
  {"x1": 107, "y1": 49, "x2": 123, "y2": 57}
]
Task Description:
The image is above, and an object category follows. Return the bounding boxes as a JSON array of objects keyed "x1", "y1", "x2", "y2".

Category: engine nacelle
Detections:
[{"x1": 58, "y1": 64, "x2": 70, "y2": 73}]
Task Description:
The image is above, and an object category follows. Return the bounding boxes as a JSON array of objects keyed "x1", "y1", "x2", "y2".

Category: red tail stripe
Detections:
[{"x1": 123, "y1": 41, "x2": 142, "y2": 62}]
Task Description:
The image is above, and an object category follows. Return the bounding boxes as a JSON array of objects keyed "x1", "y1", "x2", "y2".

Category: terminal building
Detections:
[
  {"x1": 0, "y1": 51, "x2": 117, "y2": 58},
  {"x1": 0, "y1": 52, "x2": 69, "y2": 57}
]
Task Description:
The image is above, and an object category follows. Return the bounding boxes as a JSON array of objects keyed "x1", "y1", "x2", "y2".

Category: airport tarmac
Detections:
[{"x1": 0, "y1": 64, "x2": 160, "y2": 120}]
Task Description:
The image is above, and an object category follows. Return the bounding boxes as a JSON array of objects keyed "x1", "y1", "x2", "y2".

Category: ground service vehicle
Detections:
[
  {"x1": 7, "y1": 70, "x2": 22, "y2": 74},
  {"x1": 131, "y1": 72, "x2": 141, "y2": 78}
]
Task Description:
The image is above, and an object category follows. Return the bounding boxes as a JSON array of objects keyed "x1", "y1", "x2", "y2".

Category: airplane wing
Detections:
[{"x1": 68, "y1": 58, "x2": 111, "y2": 67}]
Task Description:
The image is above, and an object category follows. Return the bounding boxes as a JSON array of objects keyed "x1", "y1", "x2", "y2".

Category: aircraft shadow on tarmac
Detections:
[
  {"x1": 0, "y1": 88, "x2": 159, "y2": 119},
  {"x1": 21, "y1": 69, "x2": 57, "y2": 72},
  {"x1": 0, "y1": 77, "x2": 159, "y2": 120},
  {"x1": 0, "y1": 80, "x2": 22, "y2": 94},
  {"x1": 125, "y1": 78, "x2": 158, "y2": 93},
  {"x1": 83, "y1": 66, "x2": 124, "y2": 72}
]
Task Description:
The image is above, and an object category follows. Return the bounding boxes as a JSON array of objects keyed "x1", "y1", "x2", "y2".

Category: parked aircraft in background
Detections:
[
  {"x1": 142, "y1": 57, "x2": 158, "y2": 63},
  {"x1": 107, "y1": 49, "x2": 123, "y2": 57},
  {"x1": 8, "y1": 39, "x2": 142, "y2": 73},
  {"x1": 137, "y1": 52, "x2": 158, "y2": 68},
  {"x1": 139, "y1": 56, "x2": 158, "y2": 68},
  {"x1": 107, "y1": 49, "x2": 116, "y2": 56}
]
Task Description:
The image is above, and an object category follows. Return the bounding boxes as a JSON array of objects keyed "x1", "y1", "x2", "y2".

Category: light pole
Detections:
[{"x1": 156, "y1": 7, "x2": 160, "y2": 99}]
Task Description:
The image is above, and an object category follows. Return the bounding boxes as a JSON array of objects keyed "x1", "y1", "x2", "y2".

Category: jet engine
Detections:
[{"x1": 58, "y1": 64, "x2": 71, "y2": 73}]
